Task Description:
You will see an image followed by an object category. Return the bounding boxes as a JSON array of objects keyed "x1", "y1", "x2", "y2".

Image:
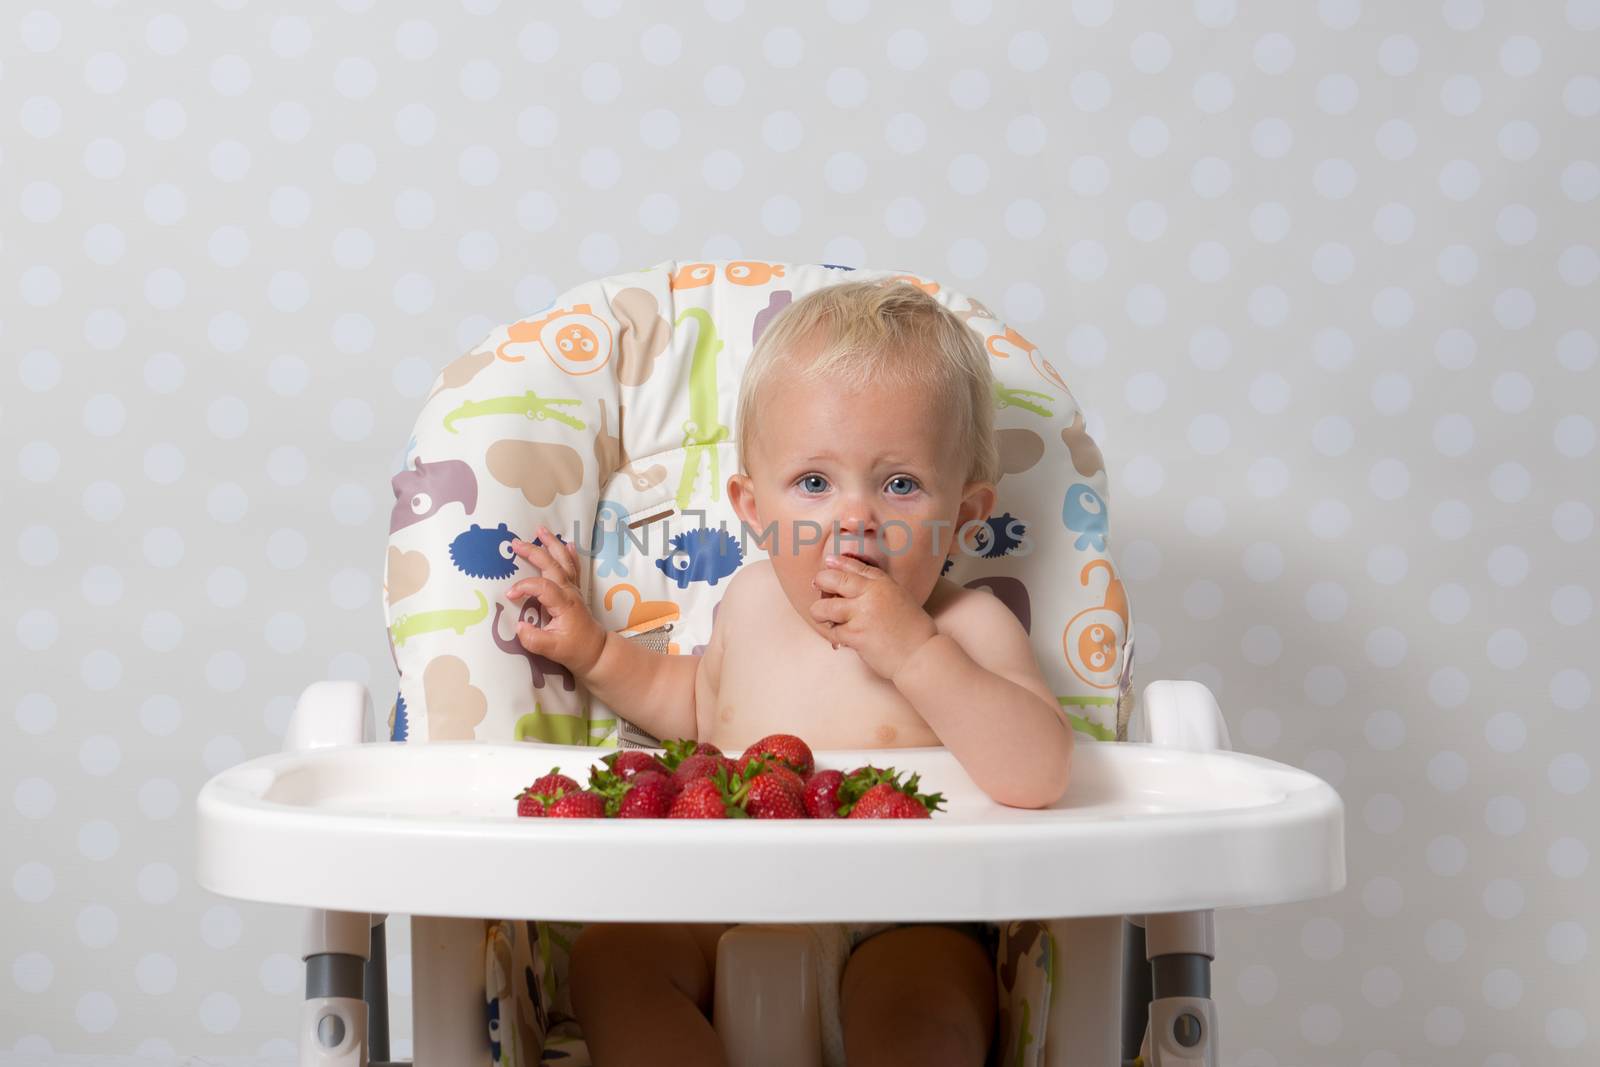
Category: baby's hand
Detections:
[
  {"x1": 809, "y1": 555, "x2": 938, "y2": 680},
  {"x1": 506, "y1": 525, "x2": 607, "y2": 676}
]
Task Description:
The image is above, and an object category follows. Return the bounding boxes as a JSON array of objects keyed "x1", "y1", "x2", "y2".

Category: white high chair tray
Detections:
[{"x1": 196, "y1": 740, "x2": 1343, "y2": 923}]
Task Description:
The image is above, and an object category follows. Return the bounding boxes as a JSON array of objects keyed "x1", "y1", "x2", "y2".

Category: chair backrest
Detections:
[{"x1": 384, "y1": 260, "x2": 1135, "y2": 747}]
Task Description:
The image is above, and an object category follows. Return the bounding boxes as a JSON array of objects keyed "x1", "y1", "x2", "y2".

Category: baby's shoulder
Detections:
[
  {"x1": 703, "y1": 558, "x2": 772, "y2": 642},
  {"x1": 929, "y1": 577, "x2": 1029, "y2": 651}
]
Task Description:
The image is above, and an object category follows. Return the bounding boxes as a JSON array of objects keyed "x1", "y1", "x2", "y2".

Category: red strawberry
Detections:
[
  {"x1": 668, "y1": 775, "x2": 744, "y2": 819},
  {"x1": 844, "y1": 769, "x2": 946, "y2": 819},
  {"x1": 659, "y1": 738, "x2": 724, "y2": 772},
  {"x1": 882, "y1": 791, "x2": 932, "y2": 818},
  {"x1": 515, "y1": 768, "x2": 581, "y2": 816},
  {"x1": 740, "y1": 734, "x2": 815, "y2": 777},
  {"x1": 802, "y1": 769, "x2": 845, "y2": 819},
  {"x1": 741, "y1": 773, "x2": 806, "y2": 819},
  {"x1": 605, "y1": 750, "x2": 665, "y2": 778},
  {"x1": 614, "y1": 776, "x2": 675, "y2": 818},
  {"x1": 846, "y1": 782, "x2": 905, "y2": 819},
  {"x1": 546, "y1": 790, "x2": 607, "y2": 818}
]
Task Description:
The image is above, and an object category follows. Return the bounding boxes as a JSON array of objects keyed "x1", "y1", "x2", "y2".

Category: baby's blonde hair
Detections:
[{"x1": 735, "y1": 279, "x2": 1000, "y2": 487}]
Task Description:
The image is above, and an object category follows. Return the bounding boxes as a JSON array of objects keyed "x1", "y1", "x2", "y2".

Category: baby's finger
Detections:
[
  {"x1": 811, "y1": 568, "x2": 861, "y2": 597},
  {"x1": 809, "y1": 596, "x2": 850, "y2": 624},
  {"x1": 519, "y1": 534, "x2": 574, "y2": 585}
]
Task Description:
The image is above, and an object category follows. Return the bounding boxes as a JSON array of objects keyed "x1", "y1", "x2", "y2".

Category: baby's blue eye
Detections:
[
  {"x1": 799, "y1": 474, "x2": 829, "y2": 494},
  {"x1": 886, "y1": 476, "x2": 919, "y2": 496}
]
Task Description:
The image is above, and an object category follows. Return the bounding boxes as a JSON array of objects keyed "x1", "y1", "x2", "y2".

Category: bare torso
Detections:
[{"x1": 696, "y1": 558, "x2": 971, "y2": 751}]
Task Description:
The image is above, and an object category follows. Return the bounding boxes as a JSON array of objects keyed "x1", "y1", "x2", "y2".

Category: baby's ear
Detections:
[
  {"x1": 727, "y1": 473, "x2": 759, "y2": 528},
  {"x1": 958, "y1": 480, "x2": 997, "y2": 526}
]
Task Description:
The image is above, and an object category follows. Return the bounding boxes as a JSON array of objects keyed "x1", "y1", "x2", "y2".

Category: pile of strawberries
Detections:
[{"x1": 515, "y1": 734, "x2": 946, "y2": 820}]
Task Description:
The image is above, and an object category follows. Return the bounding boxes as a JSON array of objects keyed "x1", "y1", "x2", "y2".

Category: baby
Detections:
[{"x1": 505, "y1": 280, "x2": 1075, "y2": 1067}]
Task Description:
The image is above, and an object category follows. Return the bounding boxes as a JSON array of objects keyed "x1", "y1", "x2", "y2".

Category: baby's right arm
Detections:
[{"x1": 507, "y1": 527, "x2": 702, "y2": 743}]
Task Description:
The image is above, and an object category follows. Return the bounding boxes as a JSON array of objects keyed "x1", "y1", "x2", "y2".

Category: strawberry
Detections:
[
  {"x1": 614, "y1": 775, "x2": 675, "y2": 818},
  {"x1": 802, "y1": 769, "x2": 845, "y2": 819},
  {"x1": 846, "y1": 782, "x2": 905, "y2": 819},
  {"x1": 668, "y1": 775, "x2": 745, "y2": 819},
  {"x1": 546, "y1": 790, "x2": 608, "y2": 818},
  {"x1": 672, "y1": 753, "x2": 735, "y2": 788},
  {"x1": 844, "y1": 769, "x2": 946, "y2": 819},
  {"x1": 739, "y1": 734, "x2": 815, "y2": 777},
  {"x1": 658, "y1": 738, "x2": 724, "y2": 772},
  {"x1": 515, "y1": 768, "x2": 581, "y2": 817},
  {"x1": 741, "y1": 772, "x2": 806, "y2": 819},
  {"x1": 604, "y1": 750, "x2": 666, "y2": 779}
]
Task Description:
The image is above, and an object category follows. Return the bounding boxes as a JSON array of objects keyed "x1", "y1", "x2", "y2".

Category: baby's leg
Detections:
[
  {"x1": 569, "y1": 921, "x2": 733, "y2": 1066},
  {"x1": 840, "y1": 925, "x2": 996, "y2": 1067}
]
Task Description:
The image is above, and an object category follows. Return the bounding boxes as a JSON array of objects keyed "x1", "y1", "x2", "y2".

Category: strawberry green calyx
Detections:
[
  {"x1": 708, "y1": 762, "x2": 752, "y2": 818},
  {"x1": 834, "y1": 766, "x2": 945, "y2": 817}
]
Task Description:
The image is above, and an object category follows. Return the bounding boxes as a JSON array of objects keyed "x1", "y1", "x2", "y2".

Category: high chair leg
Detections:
[
  {"x1": 1140, "y1": 910, "x2": 1218, "y2": 1066},
  {"x1": 301, "y1": 909, "x2": 372, "y2": 1067},
  {"x1": 365, "y1": 919, "x2": 390, "y2": 1063}
]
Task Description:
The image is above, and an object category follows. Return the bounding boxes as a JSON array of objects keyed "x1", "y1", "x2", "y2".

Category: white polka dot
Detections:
[
  {"x1": 1190, "y1": 156, "x2": 1231, "y2": 198},
  {"x1": 1129, "y1": 32, "x2": 1172, "y2": 73},
  {"x1": 1250, "y1": 118, "x2": 1292, "y2": 159},
  {"x1": 76, "y1": 991, "x2": 117, "y2": 1033},
  {"x1": 1546, "y1": 921, "x2": 1588, "y2": 963},
  {"x1": 13, "y1": 951, "x2": 53, "y2": 993},
  {"x1": 1069, "y1": 71, "x2": 1111, "y2": 112},
  {"x1": 1366, "y1": 545, "x2": 1408, "y2": 585},
  {"x1": 1547, "y1": 1008, "x2": 1588, "y2": 1048},
  {"x1": 1125, "y1": 283, "x2": 1166, "y2": 327},
  {"x1": 1254, "y1": 32, "x2": 1295, "y2": 74},
  {"x1": 1315, "y1": 75, "x2": 1359, "y2": 115},
  {"x1": 199, "y1": 991, "x2": 241, "y2": 1034},
  {"x1": 1362, "y1": 876, "x2": 1403, "y2": 917},
  {"x1": 1312, "y1": 416, "x2": 1354, "y2": 457},
  {"x1": 1439, "y1": 159, "x2": 1482, "y2": 200},
  {"x1": 77, "y1": 820, "x2": 119, "y2": 861},
  {"x1": 1560, "y1": 245, "x2": 1600, "y2": 287},
  {"x1": 1375, "y1": 118, "x2": 1416, "y2": 162},
  {"x1": 1432, "y1": 500, "x2": 1473, "y2": 540},
  {"x1": 1249, "y1": 201, "x2": 1290, "y2": 242},
  {"x1": 1246, "y1": 457, "x2": 1289, "y2": 498},
  {"x1": 135, "y1": 953, "x2": 178, "y2": 996},
  {"x1": 1549, "y1": 837, "x2": 1588, "y2": 878},
  {"x1": 137, "y1": 863, "x2": 179, "y2": 904},
  {"x1": 1549, "y1": 753, "x2": 1590, "y2": 794},
  {"x1": 1192, "y1": 72, "x2": 1234, "y2": 113},
  {"x1": 1498, "y1": 119, "x2": 1541, "y2": 161},
  {"x1": 201, "y1": 905, "x2": 243, "y2": 949},
  {"x1": 1567, "y1": 76, "x2": 1600, "y2": 118},
  {"x1": 260, "y1": 953, "x2": 300, "y2": 995},
  {"x1": 1121, "y1": 456, "x2": 1166, "y2": 498},
  {"x1": 1485, "y1": 711, "x2": 1527, "y2": 752},
  {"x1": 1128, "y1": 116, "x2": 1170, "y2": 158},
  {"x1": 1486, "y1": 794, "x2": 1527, "y2": 835},
  {"x1": 1441, "y1": 74, "x2": 1482, "y2": 115}
]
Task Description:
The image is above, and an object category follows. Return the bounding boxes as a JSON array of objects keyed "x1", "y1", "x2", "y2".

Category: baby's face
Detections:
[{"x1": 728, "y1": 368, "x2": 994, "y2": 645}]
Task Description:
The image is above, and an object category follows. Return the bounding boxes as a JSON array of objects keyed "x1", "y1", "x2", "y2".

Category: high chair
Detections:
[{"x1": 196, "y1": 260, "x2": 1345, "y2": 1067}]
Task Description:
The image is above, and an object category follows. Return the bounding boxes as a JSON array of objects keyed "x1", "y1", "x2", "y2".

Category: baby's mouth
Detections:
[{"x1": 838, "y1": 549, "x2": 885, "y2": 569}]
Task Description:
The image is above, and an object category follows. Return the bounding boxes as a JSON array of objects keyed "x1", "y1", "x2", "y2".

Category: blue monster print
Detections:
[
  {"x1": 819, "y1": 263, "x2": 857, "y2": 271},
  {"x1": 449, "y1": 522, "x2": 519, "y2": 580},
  {"x1": 590, "y1": 499, "x2": 631, "y2": 579},
  {"x1": 973, "y1": 511, "x2": 1028, "y2": 558},
  {"x1": 487, "y1": 998, "x2": 502, "y2": 1064},
  {"x1": 1061, "y1": 484, "x2": 1108, "y2": 552},
  {"x1": 655, "y1": 528, "x2": 743, "y2": 589},
  {"x1": 390, "y1": 693, "x2": 408, "y2": 742}
]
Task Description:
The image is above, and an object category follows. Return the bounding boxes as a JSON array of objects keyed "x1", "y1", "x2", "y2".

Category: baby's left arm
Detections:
[{"x1": 891, "y1": 591, "x2": 1074, "y2": 809}]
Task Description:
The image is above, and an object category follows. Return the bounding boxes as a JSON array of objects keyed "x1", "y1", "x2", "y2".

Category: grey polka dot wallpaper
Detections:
[{"x1": 4, "y1": 0, "x2": 1596, "y2": 1064}]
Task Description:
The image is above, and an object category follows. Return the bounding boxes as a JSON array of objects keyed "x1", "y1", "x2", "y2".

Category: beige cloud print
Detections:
[{"x1": 423, "y1": 655, "x2": 487, "y2": 740}]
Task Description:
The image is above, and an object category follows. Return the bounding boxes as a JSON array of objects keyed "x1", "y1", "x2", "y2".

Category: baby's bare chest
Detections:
[{"x1": 708, "y1": 590, "x2": 943, "y2": 753}]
